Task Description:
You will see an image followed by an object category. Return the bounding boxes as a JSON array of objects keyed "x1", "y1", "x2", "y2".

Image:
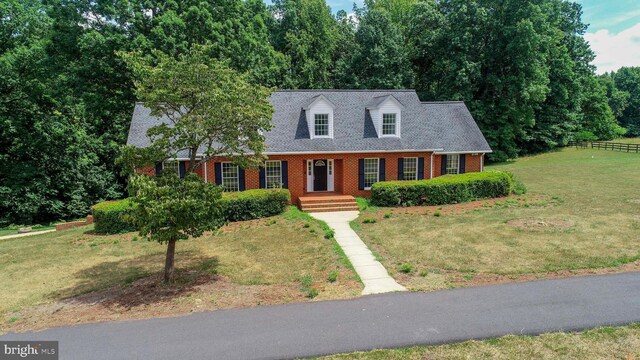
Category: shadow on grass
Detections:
[{"x1": 47, "y1": 251, "x2": 221, "y2": 309}]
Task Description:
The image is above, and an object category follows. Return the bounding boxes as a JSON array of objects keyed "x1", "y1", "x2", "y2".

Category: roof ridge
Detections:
[
  {"x1": 421, "y1": 101, "x2": 465, "y2": 104},
  {"x1": 275, "y1": 89, "x2": 416, "y2": 92}
]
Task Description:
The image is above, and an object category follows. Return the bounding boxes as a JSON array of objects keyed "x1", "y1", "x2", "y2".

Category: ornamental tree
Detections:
[
  {"x1": 126, "y1": 173, "x2": 226, "y2": 283},
  {"x1": 119, "y1": 44, "x2": 275, "y2": 173}
]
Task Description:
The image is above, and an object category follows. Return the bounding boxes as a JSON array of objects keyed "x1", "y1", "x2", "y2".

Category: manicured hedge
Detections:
[
  {"x1": 222, "y1": 188, "x2": 291, "y2": 222},
  {"x1": 92, "y1": 189, "x2": 291, "y2": 233},
  {"x1": 370, "y1": 171, "x2": 514, "y2": 207},
  {"x1": 92, "y1": 199, "x2": 137, "y2": 234}
]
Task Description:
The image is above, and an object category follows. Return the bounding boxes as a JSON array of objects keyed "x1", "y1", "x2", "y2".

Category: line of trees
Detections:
[{"x1": 0, "y1": 0, "x2": 636, "y2": 225}]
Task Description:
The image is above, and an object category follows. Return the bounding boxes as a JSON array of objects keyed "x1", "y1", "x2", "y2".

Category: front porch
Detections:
[{"x1": 298, "y1": 192, "x2": 358, "y2": 213}]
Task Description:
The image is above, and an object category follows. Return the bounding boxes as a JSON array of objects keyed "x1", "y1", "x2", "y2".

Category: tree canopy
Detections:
[{"x1": 0, "y1": 0, "x2": 635, "y2": 225}]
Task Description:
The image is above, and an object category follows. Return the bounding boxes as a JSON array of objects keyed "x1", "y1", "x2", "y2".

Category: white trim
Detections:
[
  {"x1": 204, "y1": 161, "x2": 208, "y2": 183},
  {"x1": 221, "y1": 162, "x2": 240, "y2": 192},
  {"x1": 260, "y1": 149, "x2": 443, "y2": 156},
  {"x1": 481, "y1": 154, "x2": 485, "y2": 172},
  {"x1": 363, "y1": 158, "x2": 380, "y2": 190},
  {"x1": 402, "y1": 157, "x2": 418, "y2": 180},
  {"x1": 264, "y1": 160, "x2": 283, "y2": 188},
  {"x1": 303, "y1": 94, "x2": 335, "y2": 110},
  {"x1": 306, "y1": 160, "x2": 313, "y2": 192},
  {"x1": 327, "y1": 159, "x2": 335, "y2": 192},
  {"x1": 434, "y1": 150, "x2": 492, "y2": 155}
]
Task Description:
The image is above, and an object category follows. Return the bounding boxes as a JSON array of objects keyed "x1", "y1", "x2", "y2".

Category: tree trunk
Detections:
[{"x1": 164, "y1": 239, "x2": 177, "y2": 284}]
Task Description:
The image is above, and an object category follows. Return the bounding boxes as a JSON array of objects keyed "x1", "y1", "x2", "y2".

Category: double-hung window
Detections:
[
  {"x1": 446, "y1": 154, "x2": 460, "y2": 175},
  {"x1": 265, "y1": 160, "x2": 282, "y2": 189},
  {"x1": 314, "y1": 114, "x2": 329, "y2": 136},
  {"x1": 222, "y1": 163, "x2": 240, "y2": 192},
  {"x1": 162, "y1": 160, "x2": 180, "y2": 177},
  {"x1": 382, "y1": 113, "x2": 397, "y2": 136},
  {"x1": 364, "y1": 158, "x2": 379, "y2": 189},
  {"x1": 403, "y1": 157, "x2": 418, "y2": 180}
]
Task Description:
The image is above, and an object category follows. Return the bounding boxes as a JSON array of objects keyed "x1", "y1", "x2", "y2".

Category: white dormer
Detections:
[
  {"x1": 303, "y1": 95, "x2": 335, "y2": 139},
  {"x1": 366, "y1": 95, "x2": 403, "y2": 138}
]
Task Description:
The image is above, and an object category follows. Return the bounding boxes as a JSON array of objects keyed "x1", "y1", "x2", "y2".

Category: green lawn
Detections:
[
  {"x1": 0, "y1": 207, "x2": 361, "y2": 332},
  {"x1": 354, "y1": 148, "x2": 640, "y2": 290},
  {"x1": 319, "y1": 324, "x2": 640, "y2": 359}
]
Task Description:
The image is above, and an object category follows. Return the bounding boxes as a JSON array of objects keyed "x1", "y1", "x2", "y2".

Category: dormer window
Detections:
[
  {"x1": 382, "y1": 113, "x2": 397, "y2": 135},
  {"x1": 314, "y1": 114, "x2": 330, "y2": 137},
  {"x1": 366, "y1": 95, "x2": 403, "y2": 138},
  {"x1": 303, "y1": 95, "x2": 335, "y2": 139}
]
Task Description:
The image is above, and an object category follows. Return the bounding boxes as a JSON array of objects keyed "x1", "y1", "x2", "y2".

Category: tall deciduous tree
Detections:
[
  {"x1": 338, "y1": 8, "x2": 412, "y2": 89},
  {"x1": 120, "y1": 45, "x2": 275, "y2": 172},
  {"x1": 611, "y1": 67, "x2": 640, "y2": 136},
  {"x1": 270, "y1": 0, "x2": 340, "y2": 88}
]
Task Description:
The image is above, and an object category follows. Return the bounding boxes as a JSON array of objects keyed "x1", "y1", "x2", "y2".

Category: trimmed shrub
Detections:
[
  {"x1": 222, "y1": 188, "x2": 290, "y2": 222},
  {"x1": 92, "y1": 199, "x2": 137, "y2": 234},
  {"x1": 371, "y1": 171, "x2": 514, "y2": 207}
]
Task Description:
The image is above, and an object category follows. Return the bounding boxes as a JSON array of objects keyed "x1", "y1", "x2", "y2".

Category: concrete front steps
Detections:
[{"x1": 298, "y1": 194, "x2": 358, "y2": 212}]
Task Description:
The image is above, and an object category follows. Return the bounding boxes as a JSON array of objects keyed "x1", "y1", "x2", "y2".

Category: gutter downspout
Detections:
[
  {"x1": 480, "y1": 154, "x2": 484, "y2": 172},
  {"x1": 204, "y1": 160, "x2": 208, "y2": 183}
]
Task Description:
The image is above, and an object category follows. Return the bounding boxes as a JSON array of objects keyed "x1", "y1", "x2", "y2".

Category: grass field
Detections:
[
  {"x1": 354, "y1": 148, "x2": 640, "y2": 290},
  {"x1": 0, "y1": 207, "x2": 361, "y2": 333},
  {"x1": 319, "y1": 324, "x2": 640, "y2": 359}
]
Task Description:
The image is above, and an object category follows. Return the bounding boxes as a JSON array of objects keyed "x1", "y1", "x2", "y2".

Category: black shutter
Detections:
[
  {"x1": 238, "y1": 167, "x2": 246, "y2": 191},
  {"x1": 379, "y1": 158, "x2": 386, "y2": 182},
  {"x1": 155, "y1": 162, "x2": 163, "y2": 177},
  {"x1": 259, "y1": 167, "x2": 266, "y2": 188},
  {"x1": 459, "y1": 154, "x2": 466, "y2": 174},
  {"x1": 178, "y1": 161, "x2": 186, "y2": 178},
  {"x1": 418, "y1": 158, "x2": 425, "y2": 180},
  {"x1": 281, "y1": 161, "x2": 288, "y2": 189},
  {"x1": 358, "y1": 159, "x2": 365, "y2": 190},
  {"x1": 397, "y1": 158, "x2": 404, "y2": 180},
  {"x1": 214, "y1": 163, "x2": 222, "y2": 185},
  {"x1": 441, "y1": 155, "x2": 447, "y2": 176}
]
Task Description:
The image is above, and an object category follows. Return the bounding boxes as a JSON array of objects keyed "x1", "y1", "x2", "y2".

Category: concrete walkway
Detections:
[
  {"x1": 0, "y1": 229, "x2": 55, "y2": 241},
  {"x1": 309, "y1": 211, "x2": 406, "y2": 295}
]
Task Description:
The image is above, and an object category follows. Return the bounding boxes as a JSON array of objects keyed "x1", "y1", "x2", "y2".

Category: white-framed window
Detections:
[
  {"x1": 265, "y1": 160, "x2": 282, "y2": 189},
  {"x1": 382, "y1": 113, "x2": 397, "y2": 135},
  {"x1": 162, "y1": 160, "x2": 180, "y2": 177},
  {"x1": 403, "y1": 157, "x2": 418, "y2": 180},
  {"x1": 222, "y1": 163, "x2": 240, "y2": 192},
  {"x1": 314, "y1": 114, "x2": 330, "y2": 136},
  {"x1": 364, "y1": 158, "x2": 379, "y2": 189},
  {"x1": 446, "y1": 154, "x2": 460, "y2": 175}
]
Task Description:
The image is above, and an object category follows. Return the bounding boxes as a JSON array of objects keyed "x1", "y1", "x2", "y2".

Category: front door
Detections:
[{"x1": 313, "y1": 159, "x2": 328, "y2": 191}]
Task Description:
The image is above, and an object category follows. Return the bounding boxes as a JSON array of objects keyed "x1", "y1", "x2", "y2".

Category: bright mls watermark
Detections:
[{"x1": 1, "y1": 341, "x2": 58, "y2": 359}]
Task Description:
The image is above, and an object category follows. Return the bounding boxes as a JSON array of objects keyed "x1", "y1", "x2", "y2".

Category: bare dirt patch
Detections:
[
  {"x1": 2, "y1": 270, "x2": 360, "y2": 334},
  {"x1": 507, "y1": 218, "x2": 574, "y2": 232}
]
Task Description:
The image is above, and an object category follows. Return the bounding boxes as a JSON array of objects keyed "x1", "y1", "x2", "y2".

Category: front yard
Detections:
[
  {"x1": 354, "y1": 148, "x2": 640, "y2": 290},
  {"x1": 320, "y1": 324, "x2": 640, "y2": 359},
  {"x1": 0, "y1": 207, "x2": 361, "y2": 334}
]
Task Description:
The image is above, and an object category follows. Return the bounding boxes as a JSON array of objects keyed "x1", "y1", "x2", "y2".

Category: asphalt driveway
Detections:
[{"x1": 2, "y1": 272, "x2": 639, "y2": 359}]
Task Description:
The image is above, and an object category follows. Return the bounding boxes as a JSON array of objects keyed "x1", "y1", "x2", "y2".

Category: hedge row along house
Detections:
[{"x1": 127, "y1": 90, "x2": 492, "y2": 211}]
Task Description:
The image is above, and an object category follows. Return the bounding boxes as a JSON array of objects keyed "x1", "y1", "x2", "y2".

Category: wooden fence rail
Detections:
[{"x1": 569, "y1": 141, "x2": 640, "y2": 153}]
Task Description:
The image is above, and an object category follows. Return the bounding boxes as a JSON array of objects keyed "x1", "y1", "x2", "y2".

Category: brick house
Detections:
[{"x1": 127, "y1": 90, "x2": 491, "y2": 211}]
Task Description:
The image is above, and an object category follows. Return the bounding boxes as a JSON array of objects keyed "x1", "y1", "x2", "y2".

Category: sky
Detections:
[{"x1": 268, "y1": 0, "x2": 640, "y2": 74}]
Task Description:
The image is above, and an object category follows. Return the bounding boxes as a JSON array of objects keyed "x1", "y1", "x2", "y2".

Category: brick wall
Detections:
[{"x1": 142, "y1": 152, "x2": 485, "y2": 204}]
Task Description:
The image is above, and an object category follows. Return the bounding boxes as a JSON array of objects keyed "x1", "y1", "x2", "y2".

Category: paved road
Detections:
[{"x1": 3, "y1": 272, "x2": 640, "y2": 360}]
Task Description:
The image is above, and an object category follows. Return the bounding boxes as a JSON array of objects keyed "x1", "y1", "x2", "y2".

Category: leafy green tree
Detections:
[
  {"x1": 409, "y1": 0, "x2": 552, "y2": 161},
  {"x1": 599, "y1": 73, "x2": 630, "y2": 119},
  {"x1": 611, "y1": 67, "x2": 640, "y2": 136},
  {"x1": 338, "y1": 8, "x2": 412, "y2": 89},
  {"x1": 270, "y1": 0, "x2": 340, "y2": 88},
  {"x1": 579, "y1": 75, "x2": 626, "y2": 140},
  {"x1": 119, "y1": 45, "x2": 275, "y2": 172},
  {"x1": 127, "y1": 173, "x2": 225, "y2": 283}
]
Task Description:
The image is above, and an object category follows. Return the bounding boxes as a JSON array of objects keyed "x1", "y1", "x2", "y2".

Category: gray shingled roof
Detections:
[{"x1": 126, "y1": 90, "x2": 491, "y2": 155}]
